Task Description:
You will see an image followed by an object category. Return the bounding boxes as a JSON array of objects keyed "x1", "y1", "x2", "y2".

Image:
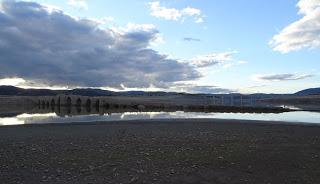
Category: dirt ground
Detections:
[{"x1": 0, "y1": 119, "x2": 320, "y2": 184}]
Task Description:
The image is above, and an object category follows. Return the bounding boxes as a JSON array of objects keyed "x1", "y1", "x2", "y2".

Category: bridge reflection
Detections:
[
  {"x1": 36, "y1": 103, "x2": 137, "y2": 117},
  {"x1": 34, "y1": 102, "x2": 290, "y2": 118}
]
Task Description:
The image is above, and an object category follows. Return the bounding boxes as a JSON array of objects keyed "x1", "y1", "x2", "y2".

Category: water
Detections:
[{"x1": 1, "y1": 108, "x2": 320, "y2": 126}]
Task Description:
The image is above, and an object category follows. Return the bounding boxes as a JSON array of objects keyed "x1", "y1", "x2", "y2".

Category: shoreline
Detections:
[
  {"x1": 1, "y1": 118, "x2": 320, "y2": 128},
  {"x1": 1, "y1": 119, "x2": 320, "y2": 183}
]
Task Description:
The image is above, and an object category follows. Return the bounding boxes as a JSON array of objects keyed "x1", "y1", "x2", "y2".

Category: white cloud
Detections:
[
  {"x1": 123, "y1": 23, "x2": 157, "y2": 32},
  {"x1": 101, "y1": 82, "x2": 235, "y2": 94},
  {"x1": 189, "y1": 51, "x2": 245, "y2": 68},
  {"x1": 148, "y1": 1, "x2": 204, "y2": 23},
  {"x1": 253, "y1": 73, "x2": 314, "y2": 81},
  {"x1": 82, "y1": 17, "x2": 115, "y2": 27},
  {"x1": 170, "y1": 82, "x2": 235, "y2": 94},
  {"x1": 222, "y1": 60, "x2": 247, "y2": 69},
  {"x1": 149, "y1": 2, "x2": 181, "y2": 21},
  {"x1": 183, "y1": 37, "x2": 201, "y2": 42},
  {"x1": 0, "y1": 77, "x2": 26, "y2": 86},
  {"x1": 67, "y1": 0, "x2": 88, "y2": 10},
  {"x1": 181, "y1": 7, "x2": 201, "y2": 16},
  {"x1": 195, "y1": 17, "x2": 204, "y2": 23},
  {"x1": 102, "y1": 16, "x2": 115, "y2": 23},
  {"x1": 270, "y1": 0, "x2": 320, "y2": 53},
  {"x1": 297, "y1": 0, "x2": 320, "y2": 14}
]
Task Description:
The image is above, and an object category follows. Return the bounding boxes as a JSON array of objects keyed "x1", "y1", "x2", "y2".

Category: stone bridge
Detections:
[
  {"x1": 36, "y1": 95, "x2": 130, "y2": 108},
  {"x1": 35, "y1": 94, "x2": 259, "y2": 109}
]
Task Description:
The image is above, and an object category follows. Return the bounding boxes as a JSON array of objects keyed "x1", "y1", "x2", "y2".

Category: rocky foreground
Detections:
[{"x1": 1, "y1": 119, "x2": 320, "y2": 184}]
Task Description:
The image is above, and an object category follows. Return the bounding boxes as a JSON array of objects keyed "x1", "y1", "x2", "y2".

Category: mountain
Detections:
[
  {"x1": 295, "y1": 88, "x2": 320, "y2": 96},
  {"x1": 1, "y1": 85, "x2": 314, "y2": 97},
  {"x1": 0, "y1": 86, "x2": 59, "y2": 96},
  {"x1": 66, "y1": 88, "x2": 115, "y2": 96},
  {"x1": 0, "y1": 86, "x2": 183, "y2": 97},
  {"x1": 0, "y1": 86, "x2": 116, "y2": 96}
]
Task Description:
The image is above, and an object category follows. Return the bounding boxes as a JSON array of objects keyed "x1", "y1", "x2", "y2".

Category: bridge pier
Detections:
[{"x1": 35, "y1": 95, "x2": 114, "y2": 108}]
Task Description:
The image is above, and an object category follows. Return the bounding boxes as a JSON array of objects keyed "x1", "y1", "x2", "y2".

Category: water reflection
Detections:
[
  {"x1": 0, "y1": 103, "x2": 320, "y2": 125},
  {"x1": 0, "y1": 105, "x2": 320, "y2": 126},
  {"x1": 1, "y1": 110, "x2": 320, "y2": 126},
  {"x1": 0, "y1": 113, "x2": 56, "y2": 126}
]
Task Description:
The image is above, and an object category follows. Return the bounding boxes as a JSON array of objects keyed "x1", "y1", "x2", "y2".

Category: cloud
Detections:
[
  {"x1": 253, "y1": 73, "x2": 314, "y2": 81},
  {"x1": 184, "y1": 85, "x2": 235, "y2": 94},
  {"x1": 148, "y1": 1, "x2": 204, "y2": 23},
  {"x1": 246, "y1": 85, "x2": 268, "y2": 89},
  {"x1": 270, "y1": 0, "x2": 320, "y2": 53},
  {"x1": 170, "y1": 83, "x2": 235, "y2": 94},
  {"x1": 189, "y1": 51, "x2": 244, "y2": 68},
  {"x1": 222, "y1": 60, "x2": 247, "y2": 69},
  {"x1": 0, "y1": 0, "x2": 200, "y2": 89},
  {"x1": 86, "y1": 17, "x2": 116, "y2": 26},
  {"x1": 67, "y1": 0, "x2": 88, "y2": 10},
  {"x1": 112, "y1": 23, "x2": 165, "y2": 46},
  {"x1": 0, "y1": 77, "x2": 26, "y2": 86},
  {"x1": 102, "y1": 16, "x2": 115, "y2": 23},
  {"x1": 102, "y1": 82, "x2": 235, "y2": 94},
  {"x1": 183, "y1": 37, "x2": 201, "y2": 42},
  {"x1": 297, "y1": 0, "x2": 320, "y2": 14}
]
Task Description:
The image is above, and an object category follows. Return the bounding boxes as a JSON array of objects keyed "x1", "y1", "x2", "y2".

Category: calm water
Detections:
[{"x1": 1, "y1": 110, "x2": 320, "y2": 126}]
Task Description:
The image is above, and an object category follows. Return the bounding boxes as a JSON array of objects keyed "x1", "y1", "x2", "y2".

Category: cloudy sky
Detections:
[{"x1": 0, "y1": 0, "x2": 319, "y2": 94}]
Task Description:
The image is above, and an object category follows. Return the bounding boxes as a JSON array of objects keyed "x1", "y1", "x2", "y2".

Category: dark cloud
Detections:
[
  {"x1": 183, "y1": 37, "x2": 201, "y2": 42},
  {"x1": 0, "y1": 0, "x2": 200, "y2": 88},
  {"x1": 254, "y1": 73, "x2": 313, "y2": 81}
]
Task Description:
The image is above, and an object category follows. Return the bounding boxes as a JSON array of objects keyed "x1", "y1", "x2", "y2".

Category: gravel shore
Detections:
[{"x1": 1, "y1": 119, "x2": 320, "y2": 184}]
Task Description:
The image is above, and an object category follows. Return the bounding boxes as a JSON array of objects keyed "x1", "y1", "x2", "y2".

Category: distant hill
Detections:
[
  {"x1": 0, "y1": 86, "x2": 59, "y2": 96},
  {"x1": 65, "y1": 88, "x2": 115, "y2": 96},
  {"x1": 0, "y1": 86, "x2": 184, "y2": 97},
  {"x1": 295, "y1": 88, "x2": 320, "y2": 96},
  {"x1": 3, "y1": 85, "x2": 317, "y2": 97}
]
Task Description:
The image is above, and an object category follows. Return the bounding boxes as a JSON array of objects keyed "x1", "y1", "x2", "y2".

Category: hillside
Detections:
[
  {"x1": 0, "y1": 86, "x2": 183, "y2": 97},
  {"x1": 295, "y1": 88, "x2": 320, "y2": 96}
]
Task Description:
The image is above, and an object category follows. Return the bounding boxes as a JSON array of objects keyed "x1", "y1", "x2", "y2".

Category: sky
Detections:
[{"x1": 0, "y1": 0, "x2": 319, "y2": 94}]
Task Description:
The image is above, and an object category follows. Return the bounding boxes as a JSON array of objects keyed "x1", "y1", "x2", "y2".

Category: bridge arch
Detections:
[
  {"x1": 76, "y1": 98, "x2": 82, "y2": 107},
  {"x1": 104, "y1": 103, "x2": 110, "y2": 109},
  {"x1": 66, "y1": 97, "x2": 72, "y2": 106},
  {"x1": 51, "y1": 99, "x2": 55, "y2": 106},
  {"x1": 95, "y1": 99, "x2": 100, "y2": 107},
  {"x1": 35, "y1": 95, "x2": 114, "y2": 108},
  {"x1": 76, "y1": 106, "x2": 81, "y2": 113},
  {"x1": 86, "y1": 99, "x2": 91, "y2": 107}
]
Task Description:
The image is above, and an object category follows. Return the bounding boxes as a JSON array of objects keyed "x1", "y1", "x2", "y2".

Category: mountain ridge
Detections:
[
  {"x1": 295, "y1": 88, "x2": 320, "y2": 96},
  {"x1": 0, "y1": 86, "x2": 184, "y2": 97},
  {"x1": 0, "y1": 85, "x2": 318, "y2": 96}
]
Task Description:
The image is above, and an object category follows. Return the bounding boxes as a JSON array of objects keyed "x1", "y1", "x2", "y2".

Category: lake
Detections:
[{"x1": 1, "y1": 108, "x2": 320, "y2": 126}]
